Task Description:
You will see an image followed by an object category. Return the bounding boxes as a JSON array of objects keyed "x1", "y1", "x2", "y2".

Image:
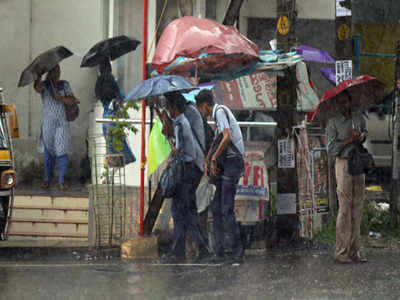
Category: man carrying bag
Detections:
[
  {"x1": 195, "y1": 90, "x2": 245, "y2": 265},
  {"x1": 161, "y1": 92, "x2": 210, "y2": 263}
]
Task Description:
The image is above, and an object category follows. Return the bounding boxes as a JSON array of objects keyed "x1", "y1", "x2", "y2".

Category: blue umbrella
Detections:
[
  {"x1": 126, "y1": 75, "x2": 197, "y2": 101},
  {"x1": 182, "y1": 81, "x2": 215, "y2": 102}
]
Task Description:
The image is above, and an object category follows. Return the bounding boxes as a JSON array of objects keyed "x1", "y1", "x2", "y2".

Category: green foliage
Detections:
[
  {"x1": 313, "y1": 215, "x2": 336, "y2": 243},
  {"x1": 107, "y1": 100, "x2": 139, "y2": 152},
  {"x1": 360, "y1": 201, "x2": 391, "y2": 235},
  {"x1": 314, "y1": 200, "x2": 395, "y2": 243}
]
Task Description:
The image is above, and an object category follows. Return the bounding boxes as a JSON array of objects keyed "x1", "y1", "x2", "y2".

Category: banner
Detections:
[
  {"x1": 215, "y1": 72, "x2": 277, "y2": 110},
  {"x1": 214, "y1": 61, "x2": 319, "y2": 112},
  {"x1": 235, "y1": 142, "x2": 270, "y2": 223}
]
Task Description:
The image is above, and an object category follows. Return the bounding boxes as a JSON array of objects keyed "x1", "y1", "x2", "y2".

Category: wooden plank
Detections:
[{"x1": 143, "y1": 185, "x2": 164, "y2": 236}]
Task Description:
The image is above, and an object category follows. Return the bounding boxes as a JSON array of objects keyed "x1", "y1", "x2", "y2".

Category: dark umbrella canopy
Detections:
[
  {"x1": 18, "y1": 46, "x2": 73, "y2": 87},
  {"x1": 126, "y1": 75, "x2": 197, "y2": 101},
  {"x1": 80, "y1": 35, "x2": 141, "y2": 68}
]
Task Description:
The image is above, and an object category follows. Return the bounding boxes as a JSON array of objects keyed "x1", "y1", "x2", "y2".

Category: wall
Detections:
[
  {"x1": 108, "y1": 0, "x2": 158, "y2": 187},
  {"x1": 238, "y1": 0, "x2": 336, "y2": 97},
  {"x1": 0, "y1": 0, "x2": 106, "y2": 183}
]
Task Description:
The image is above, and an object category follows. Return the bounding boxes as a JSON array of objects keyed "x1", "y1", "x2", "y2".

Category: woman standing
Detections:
[{"x1": 34, "y1": 65, "x2": 78, "y2": 191}]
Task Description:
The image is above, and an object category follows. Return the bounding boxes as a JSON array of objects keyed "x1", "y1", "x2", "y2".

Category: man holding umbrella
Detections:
[
  {"x1": 313, "y1": 75, "x2": 385, "y2": 263},
  {"x1": 326, "y1": 90, "x2": 368, "y2": 263}
]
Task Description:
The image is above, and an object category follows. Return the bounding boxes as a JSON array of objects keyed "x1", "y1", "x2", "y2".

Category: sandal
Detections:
[
  {"x1": 58, "y1": 183, "x2": 69, "y2": 191},
  {"x1": 41, "y1": 181, "x2": 51, "y2": 190}
]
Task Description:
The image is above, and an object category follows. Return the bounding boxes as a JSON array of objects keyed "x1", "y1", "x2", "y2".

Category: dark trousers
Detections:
[
  {"x1": 170, "y1": 162, "x2": 207, "y2": 258},
  {"x1": 212, "y1": 156, "x2": 244, "y2": 258},
  {"x1": 0, "y1": 196, "x2": 9, "y2": 234}
]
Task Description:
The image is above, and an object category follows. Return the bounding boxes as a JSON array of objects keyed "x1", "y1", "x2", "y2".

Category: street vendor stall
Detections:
[{"x1": 203, "y1": 51, "x2": 320, "y2": 247}]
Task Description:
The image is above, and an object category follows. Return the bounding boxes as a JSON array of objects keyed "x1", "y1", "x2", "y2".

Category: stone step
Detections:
[
  {"x1": 6, "y1": 232, "x2": 88, "y2": 240},
  {"x1": 11, "y1": 206, "x2": 88, "y2": 220},
  {"x1": 13, "y1": 195, "x2": 89, "y2": 209},
  {"x1": 7, "y1": 220, "x2": 88, "y2": 236}
]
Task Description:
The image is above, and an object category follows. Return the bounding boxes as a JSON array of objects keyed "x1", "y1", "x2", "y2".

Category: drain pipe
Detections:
[{"x1": 139, "y1": 0, "x2": 148, "y2": 237}]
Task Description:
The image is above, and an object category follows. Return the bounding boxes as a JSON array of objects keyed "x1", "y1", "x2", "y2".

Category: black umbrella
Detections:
[
  {"x1": 18, "y1": 46, "x2": 73, "y2": 87},
  {"x1": 80, "y1": 35, "x2": 141, "y2": 68}
]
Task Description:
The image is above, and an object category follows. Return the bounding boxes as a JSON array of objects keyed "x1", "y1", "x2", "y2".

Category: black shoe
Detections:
[
  {"x1": 193, "y1": 249, "x2": 210, "y2": 263},
  {"x1": 231, "y1": 256, "x2": 244, "y2": 265},
  {"x1": 160, "y1": 254, "x2": 185, "y2": 264},
  {"x1": 207, "y1": 254, "x2": 231, "y2": 265}
]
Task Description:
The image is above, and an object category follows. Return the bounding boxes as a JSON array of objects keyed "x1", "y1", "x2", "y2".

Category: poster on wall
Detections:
[
  {"x1": 335, "y1": 60, "x2": 352, "y2": 85},
  {"x1": 236, "y1": 142, "x2": 270, "y2": 201},
  {"x1": 277, "y1": 193, "x2": 296, "y2": 215},
  {"x1": 336, "y1": 0, "x2": 352, "y2": 17},
  {"x1": 312, "y1": 149, "x2": 330, "y2": 214},
  {"x1": 235, "y1": 142, "x2": 271, "y2": 224},
  {"x1": 278, "y1": 139, "x2": 295, "y2": 168}
]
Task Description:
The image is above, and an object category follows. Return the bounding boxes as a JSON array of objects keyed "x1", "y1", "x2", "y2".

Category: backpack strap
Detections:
[
  {"x1": 213, "y1": 105, "x2": 242, "y2": 156},
  {"x1": 185, "y1": 103, "x2": 207, "y2": 155}
]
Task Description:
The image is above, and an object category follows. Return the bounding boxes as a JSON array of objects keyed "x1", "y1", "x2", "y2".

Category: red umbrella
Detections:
[
  {"x1": 311, "y1": 75, "x2": 386, "y2": 124},
  {"x1": 152, "y1": 16, "x2": 259, "y2": 74}
]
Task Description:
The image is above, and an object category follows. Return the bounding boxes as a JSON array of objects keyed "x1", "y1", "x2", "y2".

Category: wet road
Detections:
[{"x1": 1, "y1": 248, "x2": 400, "y2": 299}]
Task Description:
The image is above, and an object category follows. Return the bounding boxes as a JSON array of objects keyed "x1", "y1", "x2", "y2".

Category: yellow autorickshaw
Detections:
[{"x1": 0, "y1": 87, "x2": 18, "y2": 240}]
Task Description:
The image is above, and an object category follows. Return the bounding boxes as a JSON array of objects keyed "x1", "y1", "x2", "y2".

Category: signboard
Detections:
[
  {"x1": 214, "y1": 61, "x2": 319, "y2": 112},
  {"x1": 237, "y1": 144, "x2": 269, "y2": 201},
  {"x1": 336, "y1": 0, "x2": 352, "y2": 17},
  {"x1": 277, "y1": 16, "x2": 290, "y2": 35},
  {"x1": 235, "y1": 142, "x2": 270, "y2": 224},
  {"x1": 215, "y1": 72, "x2": 277, "y2": 110},
  {"x1": 278, "y1": 139, "x2": 295, "y2": 168},
  {"x1": 335, "y1": 60, "x2": 352, "y2": 85},
  {"x1": 277, "y1": 193, "x2": 296, "y2": 215},
  {"x1": 337, "y1": 24, "x2": 351, "y2": 41}
]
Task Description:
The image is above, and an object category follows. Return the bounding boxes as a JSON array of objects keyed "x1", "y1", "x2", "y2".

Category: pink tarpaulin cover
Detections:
[{"x1": 152, "y1": 16, "x2": 259, "y2": 74}]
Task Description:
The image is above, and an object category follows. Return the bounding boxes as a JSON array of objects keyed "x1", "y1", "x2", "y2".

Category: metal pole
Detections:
[
  {"x1": 139, "y1": 0, "x2": 148, "y2": 237},
  {"x1": 96, "y1": 118, "x2": 277, "y2": 127},
  {"x1": 390, "y1": 38, "x2": 400, "y2": 228}
]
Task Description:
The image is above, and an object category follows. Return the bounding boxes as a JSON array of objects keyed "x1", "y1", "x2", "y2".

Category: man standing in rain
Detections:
[
  {"x1": 162, "y1": 91, "x2": 210, "y2": 263},
  {"x1": 327, "y1": 90, "x2": 368, "y2": 263},
  {"x1": 195, "y1": 90, "x2": 244, "y2": 264}
]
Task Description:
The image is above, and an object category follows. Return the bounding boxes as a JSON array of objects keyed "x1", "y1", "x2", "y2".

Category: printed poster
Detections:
[
  {"x1": 335, "y1": 60, "x2": 352, "y2": 85},
  {"x1": 277, "y1": 193, "x2": 296, "y2": 215},
  {"x1": 278, "y1": 139, "x2": 295, "y2": 168},
  {"x1": 336, "y1": 0, "x2": 352, "y2": 17}
]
